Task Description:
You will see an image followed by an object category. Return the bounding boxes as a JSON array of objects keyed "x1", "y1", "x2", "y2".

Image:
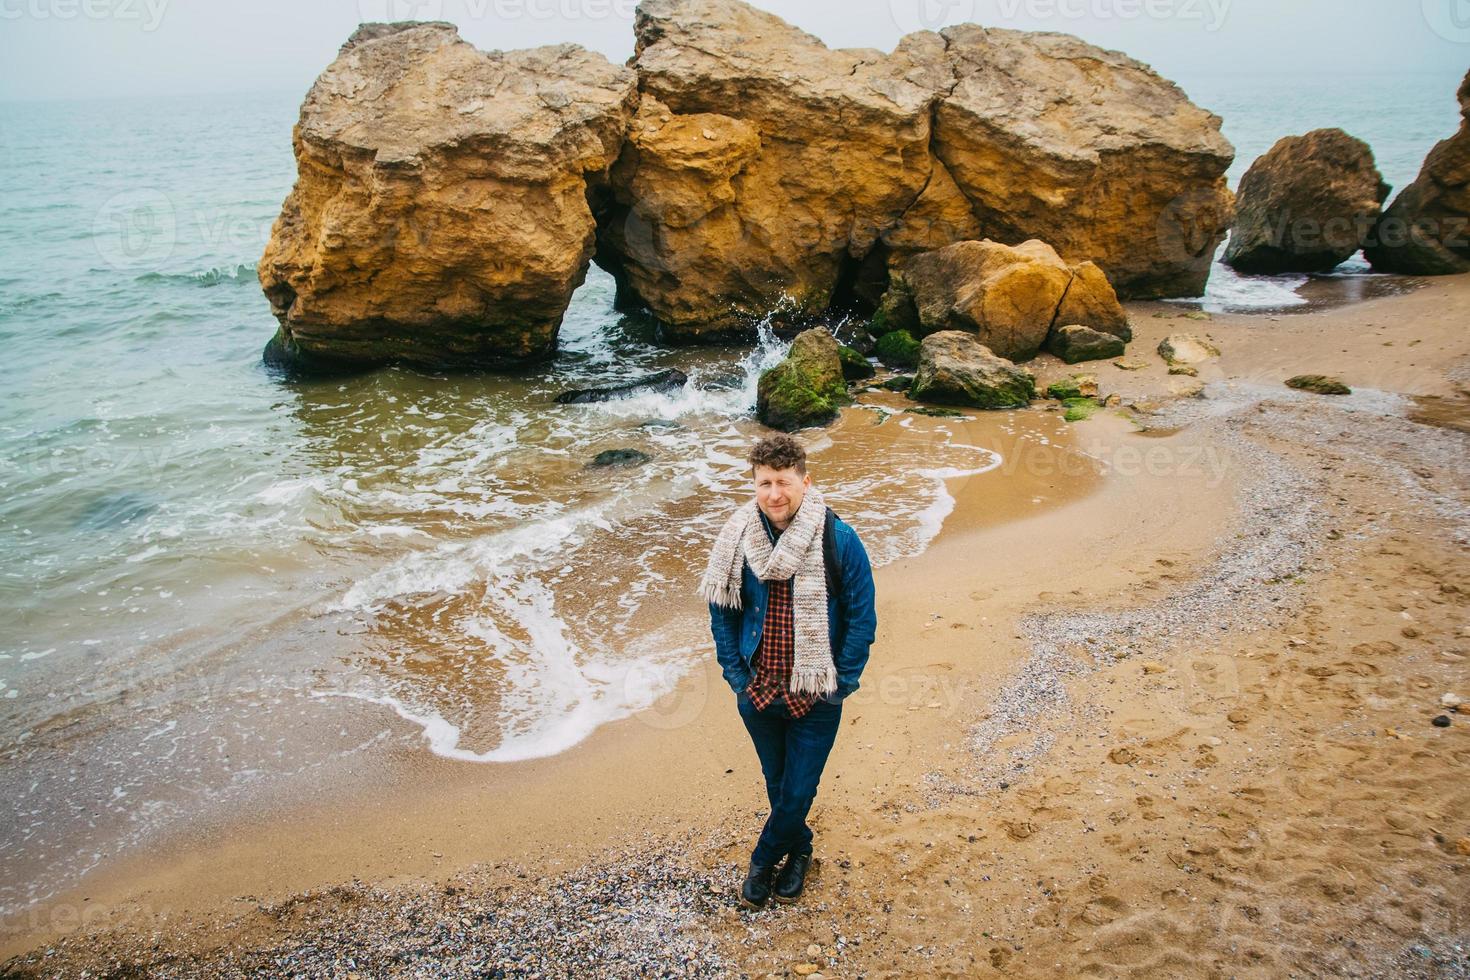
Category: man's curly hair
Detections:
[{"x1": 747, "y1": 434, "x2": 807, "y2": 475}]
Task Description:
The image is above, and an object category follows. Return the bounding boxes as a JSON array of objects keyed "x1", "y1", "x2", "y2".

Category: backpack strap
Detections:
[{"x1": 822, "y1": 505, "x2": 842, "y2": 601}]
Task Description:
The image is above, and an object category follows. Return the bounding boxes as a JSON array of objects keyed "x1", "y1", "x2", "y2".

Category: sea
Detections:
[{"x1": 0, "y1": 66, "x2": 1462, "y2": 916}]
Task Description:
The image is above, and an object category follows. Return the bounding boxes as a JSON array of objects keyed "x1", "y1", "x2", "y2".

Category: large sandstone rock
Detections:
[
  {"x1": 596, "y1": 0, "x2": 1233, "y2": 338},
  {"x1": 596, "y1": 1, "x2": 948, "y2": 339},
  {"x1": 909, "y1": 331, "x2": 1036, "y2": 409},
  {"x1": 1366, "y1": 70, "x2": 1470, "y2": 276},
  {"x1": 932, "y1": 23, "x2": 1234, "y2": 299},
  {"x1": 259, "y1": 23, "x2": 637, "y2": 373},
  {"x1": 876, "y1": 240, "x2": 1129, "y2": 362},
  {"x1": 1224, "y1": 129, "x2": 1390, "y2": 274},
  {"x1": 756, "y1": 328, "x2": 851, "y2": 431}
]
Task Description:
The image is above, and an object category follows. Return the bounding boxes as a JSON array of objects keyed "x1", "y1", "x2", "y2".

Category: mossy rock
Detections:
[
  {"x1": 1061, "y1": 397, "x2": 1101, "y2": 422},
  {"x1": 875, "y1": 329, "x2": 921, "y2": 369},
  {"x1": 1046, "y1": 374, "x2": 1099, "y2": 401},
  {"x1": 837, "y1": 344, "x2": 875, "y2": 381},
  {"x1": 880, "y1": 374, "x2": 915, "y2": 392},
  {"x1": 756, "y1": 328, "x2": 852, "y2": 431},
  {"x1": 907, "y1": 405, "x2": 969, "y2": 418},
  {"x1": 1285, "y1": 374, "x2": 1351, "y2": 395}
]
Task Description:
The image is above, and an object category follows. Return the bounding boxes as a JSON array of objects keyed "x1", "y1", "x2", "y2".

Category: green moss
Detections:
[
  {"x1": 1047, "y1": 378, "x2": 1084, "y2": 400},
  {"x1": 1061, "y1": 396, "x2": 1101, "y2": 422},
  {"x1": 837, "y1": 344, "x2": 875, "y2": 381},
  {"x1": 875, "y1": 330, "x2": 921, "y2": 369}
]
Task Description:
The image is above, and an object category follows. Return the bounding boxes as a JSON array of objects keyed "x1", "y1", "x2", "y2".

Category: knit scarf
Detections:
[{"x1": 698, "y1": 488, "x2": 836, "y2": 696}]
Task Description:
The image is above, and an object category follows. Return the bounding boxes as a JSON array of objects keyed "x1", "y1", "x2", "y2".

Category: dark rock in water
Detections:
[
  {"x1": 1225, "y1": 128, "x2": 1390, "y2": 274},
  {"x1": 589, "y1": 448, "x2": 653, "y2": 468},
  {"x1": 757, "y1": 328, "x2": 850, "y2": 431},
  {"x1": 555, "y1": 369, "x2": 689, "y2": 404},
  {"x1": 838, "y1": 345, "x2": 875, "y2": 381},
  {"x1": 1367, "y1": 69, "x2": 1470, "y2": 276},
  {"x1": 1431, "y1": 714, "x2": 1451, "y2": 728},
  {"x1": 1049, "y1": 324, "x2": 1126, "y2": 365},
  {"x1": 1286, "y1": 374, "x2": 1351, "y2": 395},
  {"x1": 697, "y1": 372, "x2": 745, "y2": 392},
  {"x1": 880, "y1": 374, "x2": 915, "y2": 392},
  {"x1": 75, "y1": 492, "x2": 157, "y2": 530},
  {"x1": 638, "y1": 418, "x2": 682, "y2": 430}
]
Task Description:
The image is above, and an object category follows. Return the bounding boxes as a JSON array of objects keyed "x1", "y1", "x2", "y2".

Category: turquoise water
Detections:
[{"x1": 0, "y1": 68, "x2": 1462, "y2": 915}]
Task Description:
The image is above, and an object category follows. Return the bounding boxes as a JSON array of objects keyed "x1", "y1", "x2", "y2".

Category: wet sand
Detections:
[{"x1": 4, "y1": 273, "x2": 1470, "y2": 977}]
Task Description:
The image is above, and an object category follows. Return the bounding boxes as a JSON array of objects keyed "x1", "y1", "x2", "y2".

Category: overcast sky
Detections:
[{"x1": 0, "y1": 0, "x2": 1464, "y2": 103}]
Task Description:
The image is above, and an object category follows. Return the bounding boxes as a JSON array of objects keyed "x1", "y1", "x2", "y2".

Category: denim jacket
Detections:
[{"x1": 708, "y1": 505, "x2": 877, "y2": 700}]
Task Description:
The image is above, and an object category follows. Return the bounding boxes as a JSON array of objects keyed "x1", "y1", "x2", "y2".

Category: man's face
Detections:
[{"x1": 753, "y1": 464, "x2": 811, "y2": 531}]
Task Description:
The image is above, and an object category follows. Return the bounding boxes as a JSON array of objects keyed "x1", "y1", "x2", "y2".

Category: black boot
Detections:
[
  {"x1": 773, "y1": 850, "x2": 813, "y2": 903},
  {"x1": 739, "y1": 859, "x2": 779, "y2": 909}
]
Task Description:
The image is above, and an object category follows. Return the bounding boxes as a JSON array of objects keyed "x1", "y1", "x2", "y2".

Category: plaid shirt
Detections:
[{"x1": 744, "y1": 575, "x2": 820, "y2": 719}]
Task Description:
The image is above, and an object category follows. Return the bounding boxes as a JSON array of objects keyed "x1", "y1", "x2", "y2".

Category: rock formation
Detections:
[
  {"x1": 875, "y1": 240, "x2": 1129, "y2": 362},
  {"x1": 1366, "y1": 69, "x2": 1470, "y2": 276},
  {"x1": 909, "y1": 331, "x2": 1036, "y2": 409},
  {"x1": 258, "y1": 23, "x2": 637, "y2": 373},
  {"x1": 261, "y1": 4, "x2": 1236, "y2": 369},
  {"x1": 1224, "y1": 129, "x2": 1390, "y2": 274},
  {"x1": 596, "y1": 0, "x2": 1233, "y2": 340}
]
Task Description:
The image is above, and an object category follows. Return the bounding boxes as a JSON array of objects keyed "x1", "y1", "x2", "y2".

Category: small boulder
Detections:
[
  {"x1": 1046, "y1": 375, "x2": 1100, "y2": 400},
  {"x1": 909, "y1": 331, "x2": 1036, "y2": 409},
  {"x1": 874, "y1": 330, "x2": 921, "y2": 369},
  {"x1": 555, "y1": 369, "x2": 689, "y2": 403},
  {"x1": 1285, "y1": 374, "x2": 1351, "y2": 395},
  {"x1": 880, "y1": 374, "x2": 915, "y2": 392},
  {"x1": 1225, "y1": 128, "x2": 1391, "y2": 274},
  {"x1": 589, "y1": 448, "x2": 652, "y2": 468},
  {"x1": 1157, "y1": 334, "x2": 1220, "y2": 369},
  {"x1": 1049, "y1": 324, "x2": 1126, "y2": 364},
  {"x1": 838, "y1": 344, "x2": 875, "y2": 381},
  {"x1": 757, "y1": 328, "x2": 850, "y2": 431}
]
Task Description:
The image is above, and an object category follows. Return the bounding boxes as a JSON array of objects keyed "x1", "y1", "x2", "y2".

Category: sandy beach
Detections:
[{"x1": 4, "y1": 273, "x2": 1469, "y2": 977}]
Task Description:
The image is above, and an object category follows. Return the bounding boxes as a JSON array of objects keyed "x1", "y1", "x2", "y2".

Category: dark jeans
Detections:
[{"x1": 737, "y1": 691, "x2": 844, "y2": 866}]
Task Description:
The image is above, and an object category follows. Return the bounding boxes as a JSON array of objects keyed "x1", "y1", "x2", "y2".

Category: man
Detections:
[{"x1": 699, "y1": 434, "x2": 877, "y2": 909}]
